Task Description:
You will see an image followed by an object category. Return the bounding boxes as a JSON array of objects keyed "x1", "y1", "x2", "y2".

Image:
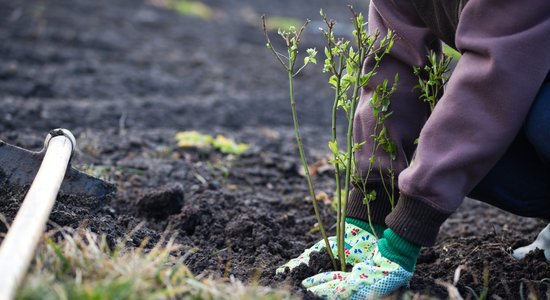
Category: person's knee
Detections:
[
  {"x1": 525, "y1": 117, "x2": 550, "y2": 154},
  {"x1": 525, "y1": 84, "x2": 550, "y2": 161}
]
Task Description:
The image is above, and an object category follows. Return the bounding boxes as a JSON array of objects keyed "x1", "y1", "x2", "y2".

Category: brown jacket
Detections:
[{"x1": 347, "y1": 0, "x2": 550, "y2": 246}]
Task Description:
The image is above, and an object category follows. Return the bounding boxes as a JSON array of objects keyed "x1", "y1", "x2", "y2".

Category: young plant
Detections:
[
  {"x1": 262, "y1": 16, "x2": 337, "y2": 270},
  {"x1": 413, "y1": 51, "x2": 452, "y2": 112},
  {"x1": 412, "y1": 51, "x2": 452, "y2": 148},
  {"x1": 349, "y1": 74, "x2": 399, "y2": 239},
  {"x1": 321, "y1": 7, "x2": 396, "y2": 270},
  {"x1": 263, "y1": 7, "x2": 397, "y2": 271}
]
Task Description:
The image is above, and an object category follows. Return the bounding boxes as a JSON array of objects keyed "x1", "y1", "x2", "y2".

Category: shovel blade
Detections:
[{"x1": 0, "y1": 139, "x2": 115, "y2": 210}]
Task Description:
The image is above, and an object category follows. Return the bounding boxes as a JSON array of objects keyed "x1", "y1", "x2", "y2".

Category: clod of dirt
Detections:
[
  {"x1": 524, "y1": 248, "x2": 548, "y2": 262},
  {"x1": 136, "y1": 183, "x2": 184, "y2": 219},
  {"x1": 275, "y1": 248, "x2": 352, "y2": 296}
]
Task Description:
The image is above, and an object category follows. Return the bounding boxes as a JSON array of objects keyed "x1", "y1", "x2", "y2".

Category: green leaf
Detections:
[
  {"x1": 341, "y1": 73, "x2": 355, "y2": 85},
  {"x1": 329, "y1": 75, "x2": 339, "y2": 88},
  {"x1": 328, "y1": 140, "x2": 339, "y2": 155},
  {"x1": 212, "y1": 135, "x2": 250, "y2": 155},
  {"x1": 323, "y1": 58, "x2": 332, "y2": 73},
  {"x1": 386, "y1": 38, "x2": 394, "y2": 53},
  {"x1": 362, "y1": 190, "x2": 377, "y2": 204},
  {"x1": 306, "y1": 48, "x2": 318, "y2": 64},
  {"x1": 359, "y1": 74, "x2": 369, "y2": 87},
  {"x1": 175, "y1": 131, "x2": 213, "y2": 149},
  {"x1": 175, "y1": 131, "x2": 249, "y2": 156},
  {"x1": 352, "y1": 142, "x2": 364, "y2": 153}
]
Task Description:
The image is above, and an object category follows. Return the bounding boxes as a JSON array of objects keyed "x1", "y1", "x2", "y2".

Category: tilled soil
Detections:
[{"x1": 0, "y1": 0, "x2": 549, "y2": 299}]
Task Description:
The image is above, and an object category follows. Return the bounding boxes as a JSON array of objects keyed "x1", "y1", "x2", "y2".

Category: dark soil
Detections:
[{"x1": 0, "y1": 0, "x2": 549, "y2": 299}]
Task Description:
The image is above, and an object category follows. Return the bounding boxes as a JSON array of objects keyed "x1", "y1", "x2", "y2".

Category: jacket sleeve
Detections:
[
  {"x1": 347, "y1": 0, "x2": 440, "y2": 225},
  {"x1": 388, "y1": 0, "x2": 550, "y2": 246}
]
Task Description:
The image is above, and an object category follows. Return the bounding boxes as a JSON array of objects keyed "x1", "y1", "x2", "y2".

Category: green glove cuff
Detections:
[
  {"x1": 378, "y1": 228, "x2": 420, "y2": 272},
  {"x1": 345, "y1": 217, "x2": 386, "y2": 238}
]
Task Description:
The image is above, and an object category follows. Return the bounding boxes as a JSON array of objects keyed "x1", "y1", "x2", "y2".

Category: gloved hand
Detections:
[
  {"x1": 276, "y1": 219, "x2": 379, "y2": 274},
  {"x1": 512, "y1": 224, "x2": 550, "y2": 261},
  {"x1": 301, "y1": 250, "x2": 413, "y2": 299}
]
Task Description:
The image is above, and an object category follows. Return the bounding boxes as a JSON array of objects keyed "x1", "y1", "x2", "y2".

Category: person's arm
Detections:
[
  {"x1": 388, "y1": 0, "x2": 550, "y2": 246},
  {"x1": 347, "y1": 0, "x2": 440, "y2": 225}
]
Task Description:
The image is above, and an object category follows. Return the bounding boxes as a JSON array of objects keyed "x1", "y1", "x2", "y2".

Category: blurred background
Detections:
[{"x1": 0, "y1": 0, "x2": 368, "y2": 141}]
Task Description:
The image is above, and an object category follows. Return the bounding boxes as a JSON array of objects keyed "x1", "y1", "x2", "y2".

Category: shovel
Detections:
[
  {"x1": 0, "y1": 130, "x2": 113, "y2": 207},
  {"x1": 0, "y1": 129, "x2": 115, "y2": 300}
]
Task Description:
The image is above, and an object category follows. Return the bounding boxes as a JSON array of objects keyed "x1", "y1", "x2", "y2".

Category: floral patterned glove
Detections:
[
  {"x1": 301, "y1": 250, "x2": 413, "y2": 299},
  {"x1": 276, "y1": 220, "x2": 379, "y2": 274}
]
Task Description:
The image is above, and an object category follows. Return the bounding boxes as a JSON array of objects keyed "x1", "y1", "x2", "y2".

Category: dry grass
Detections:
[{"x1": 16, "y1": 226, "x2": 294, "y2": 300}]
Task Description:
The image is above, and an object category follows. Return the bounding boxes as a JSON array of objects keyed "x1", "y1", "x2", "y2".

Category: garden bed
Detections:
[{"x1": 0, "y1": 0, "x2": 548, "y2": 298}]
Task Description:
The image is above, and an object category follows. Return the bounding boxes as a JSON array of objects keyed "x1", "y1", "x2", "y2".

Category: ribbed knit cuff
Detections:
[
  {"x1": 378, "y1": 229, "x2": 420, "y2": 272},
  {"x1": 385, "y1": 194, "x2": 452, "y2": 246},
  {"x1": 346, "y1": 184, "x2": 395, "y2": 226},
  {"x1": 345, "y1": 217, "x2": 387, "y2": 238}
]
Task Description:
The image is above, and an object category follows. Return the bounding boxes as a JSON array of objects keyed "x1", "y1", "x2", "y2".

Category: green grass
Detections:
[
  {"x1": 172, "y1": 0, "x2": 213, "y2": 20},
  {"x1": 175, "y1": 131, "x2": 250, "y2": 155},
  {"x1": 17, "y1": 227, "x2": 294, "y2": 300},
  {"x1": 154, "y1": 0, "x2": 214, "y2": 20},
  {"x1": 263, "y1": 17, "x2": 301, "y2": 32}
]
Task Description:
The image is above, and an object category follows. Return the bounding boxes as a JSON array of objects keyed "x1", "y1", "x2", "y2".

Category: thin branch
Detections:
[
  {"x1": 295, "y1": 19, "x2": 310, "y2": 43},
  {"x1": 261, "y1": 15, "x2": 290, "y2": 72},
  {"x1": 293, "y1": 63, "x2": 310, "y2": 77}
]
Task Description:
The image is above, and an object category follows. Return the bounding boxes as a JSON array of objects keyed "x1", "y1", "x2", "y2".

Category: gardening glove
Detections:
[
  {"x1": 512, "y1": 224, "x2": 550, "y2": 261},
  {"x1": 276, "y1": 218, "x2": 381, "y2": 274},
  {"x1": 301, "y1": 250, "x2": 413, "y2": 299}
]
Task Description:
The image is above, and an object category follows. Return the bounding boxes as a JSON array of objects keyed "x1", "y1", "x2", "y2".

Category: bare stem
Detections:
[
  {"x1": 288, "y1": 71, "x2": 337, "y2": 270},
  {"x1": 263, "y1": 15, "x2": 336, "y2": 269},
  {"x1": 340, "y1": 14, "x2": 366, "y2": 270},
  {"x1": 366, "y1": 201, "x2": 378, "y2": 240},
  {"x1": 331, "y1": 56, "x2": 345, "y2": 271}
]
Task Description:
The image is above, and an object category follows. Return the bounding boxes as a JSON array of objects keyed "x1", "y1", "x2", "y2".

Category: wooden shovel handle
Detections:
[{"x1": 0, "y1": 131, "x2": 74, "y2": 300}]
